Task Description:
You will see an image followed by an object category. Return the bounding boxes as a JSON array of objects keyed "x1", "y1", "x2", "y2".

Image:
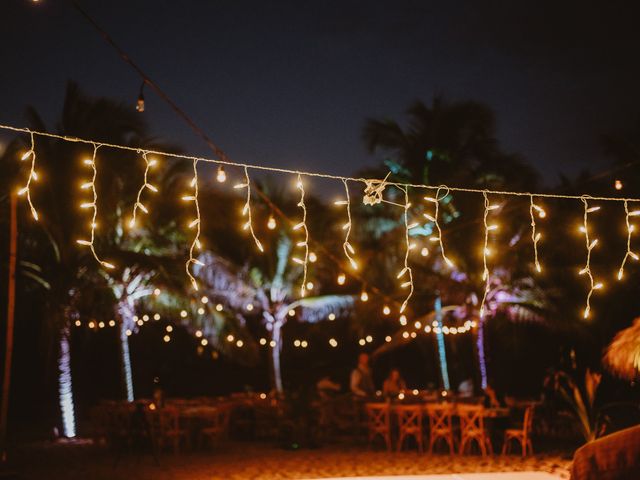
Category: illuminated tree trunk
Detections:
[
  {"x1": 268, "y1": 318, "x2": 284, "y2": 393},
  {"x1": 116, "y1": 299, "x2": 135, "y2": 402},
  {"x1": 57, "y1": 322, "x2": 76, "y2": 438},
  {"x1": 434, "y1": 296, "x2": 451, "y2": 391},
  {"x1": 477, "y1": 317, "x2": 488, "y2": 389}
]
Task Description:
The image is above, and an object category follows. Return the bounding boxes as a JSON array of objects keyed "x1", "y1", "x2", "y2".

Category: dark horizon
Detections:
[{"x1": 2, "y1": 0, "x2": 640, "y2": 189}]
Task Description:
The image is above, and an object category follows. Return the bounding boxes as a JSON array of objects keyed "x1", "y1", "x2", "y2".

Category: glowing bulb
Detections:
[
  {"x1": 215, "y1": 304, "x2": 223, "y2": 312},
  {"x1": 615, "y1": 179, "x2": 623, "y2": 190},
  {"x1": 294, "y1": 340, "x2": 301, "y2": 347},
  {"x1": 201, "y1": 339, "x2": 208, "y2": 346},
  {"x1": 337, "y1": 273, "x2": 346, "y2": 285},
  {"x1": 309, "y1": 252, "x2": 317, "y2": 263},
  {"x1": 236, "y1": 340, "x2": 244, "y2": 347},
  {"x1": 163, "y1": 335, "x2": 171, "y2": 343},
  {"x1": 402, "y1": 331, "x2": 409, "y2": 339},
  {"x1": 216, "y1": 166, "x2": 226, "y2": 183},
  {"x1": 360, "y1": 291, "x2": 369, "y2": 302},
  {"x1": 365, "y1": 335, "x2": 373, "y2": 343},
  {"x1": 329, "y1": 338, "x2": 338, "y2": 347},
  {"x1": 358, "y1": 339, "x2": 366, "y2": 346},
  {"x1": 382, "y1": 305, "x2": 391, "y2": 315},
  {"x1": 166, "y1": 325, "x2": 173, "y2": 332},
  {"x1": 267, "y1": 215, "x2": 276, "y2": 230},
  {"x1": 385, "y1": 336, "x2": 392, "y2": 342},
  {"x1": 328, "y1": 313, "x2": 336, "y2": 321},
  {"x1": 399, "y1": 315, "x2": 407, "y2": 325},
  {"x1": 153, "y1": 313, "x2": 160, "y2": 321},
  {"x1": 259, "y1": 338, "x2": 267, "y2": 345},
  {"x1": 300, "y1": 340, "x2": 308, "y2": 348},
  {"x1": 246, "y1": 303, "x2": 254, "y2": 311},
  {"x1": 126, "y1": 329, "x2": 132, "y2": 336},
  {"x1": 420, "y1": 247, "x2": 429, "y2": 257},
  {"x1": 306, "y1": 281, "x2": 314, "y2": 290},
  {"x1": 269, "y1": 340, "x2": 276, "y2": 348},
  {"x1": 197, "y1": 307, "x2": 205, "y2": 315},
  {"x1": 180, "y1": 310, "x2": 188, "y2": 318}
]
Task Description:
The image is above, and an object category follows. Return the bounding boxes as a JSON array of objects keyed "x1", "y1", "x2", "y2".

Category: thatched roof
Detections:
[{"x1": 603, "y1": 317, "x2": 640, "y2": 381}]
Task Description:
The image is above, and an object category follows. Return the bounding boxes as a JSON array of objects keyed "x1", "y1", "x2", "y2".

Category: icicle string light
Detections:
[
  {"x1": 424, "y1": 186, "x2": 454, "y2": 268},
  {"x1": 184, "y1": 159, "x2": 203, "y2": 290},
  {"x1": 337, "y1": 179, "x2": 358, "y2": 270},
  {"x1": 5, "y1": 124, "x2": 640, "y2": 203},
  {"x1": 579, "y1": 197, "x2": 602, "y2": 319},
  {"x1": 293, "y1": 174, "x2": 310, "y2": 297},
  {"x1": 529, "y1": 195, "x2": 545, "y2": 273},
  {"x1": 479, "y1": 191, "x2": 499, "y2": 318},
  {"x1": 76, "y1": 144, "x2": 115, "y2": 269},
  {"x1": 398, "y1": 187, "x2": 414, "y2": 314},
  {"x1": 235, "y1": 166, "x2": 264, "y2": 252},
  {"x1": 129, "y1": 152, "x2": 158, "y2": 228},
  {"x1": 617, "y1": 200, "x2": 639, "y2": 280},
  {"x1": 17, "y1": 131, "x2": 39, "y2": 220}
]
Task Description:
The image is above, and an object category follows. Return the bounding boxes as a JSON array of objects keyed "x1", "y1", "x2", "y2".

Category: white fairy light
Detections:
[
  {"x1": 529, "y1": 195, "x2": 545, "y2": 273},
  {"x1": 76, "y1": 144, "x2": 115, "y2": 269},
  {"x1": 579, "y1": 197, "x2": 602, "y2": 319},
  {"x1": 17, "y1": 131, "x2": 39, "y2": 221},
  {"x1": 184, "y1": 159, "x2": 203, "y2": 290},
  {"x1": 129, "y1": 152, "x2": 158, "y2": 228},
  {"x1": 337, "y1": 179, "x2": 358, "y2": 270},
  {"x1": 423, "y1": 186, "x2": 454, "y2": 268},
  {"x1": 360, "y1": 290, "x2": 369, "y2": 302},
  {"x1": 617, "y1": 200, "x2": 639, "y2": 280},
  {"x1": 216, "y1": 165, "x2": 226, "y2": 183},
  {"x1": 292, "y1": 174, "x2": 310, "y2": 296},
  {"x1": 479, "y1": 191, "x2": 499, "y2": 318},
  {"x1": 235, "y1": 166, "x2": 264, "y2": 252},
  {"x1": 398, "y1": 187, "x2": 414, "y2": 313}
]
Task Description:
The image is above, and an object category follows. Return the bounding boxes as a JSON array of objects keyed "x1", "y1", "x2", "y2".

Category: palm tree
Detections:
[
  {"x1": 193, "y1": 232, "x2": 353, "y2": 393},
  {"x1": 0, "y1": 82, "x2": 179, "y2": 436}
]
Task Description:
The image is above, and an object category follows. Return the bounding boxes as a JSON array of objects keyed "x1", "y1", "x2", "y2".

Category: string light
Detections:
[
  {"x1": 337, "y1": 273, "x2": 346, "y2": 285},
  {"x1": 17, "y1": 131, "x2": 39, "y2": 220},
  {"x1": 235, "y1": 166, "x2": 264, "y2": 252},
  {"x1": 336, "y1": 179, "x2": 358, "y2": 270},
  {"x1": 382, "y1": 305, "x2": 391, "y2": 316},
  {"x1": 529, "y1": 196, "x2": 545, "y2": 273},
  {"x1": 267, "y1": 214, "x2": 277, "y2": 230},
  {"x1": 398, "y1": 187, "x2": 414, "y2": 313},
  {"x1": 76, "y1": 144, "x2": 115, "y2": 269},
  {"x1": 292, "y1": 174, "x2": 310, "y2": 296},
  {"x1": 216, "y1": 165, "x2": 227, "y2": 183},
  {"x1": 360, "y1": 290, "x2": 369, "y2": 302},
  {"x1": 579, "y1": 197, "x2": 603, "y2": 319},
  {"x1": 617, "y1": 200, "x2": 639, "y2": 280},
  {"x1": 423, "y1": 186, "x2": 454, "y2": 268},
  {"x1": 479, "y1": 192, "x2": 499, "y2": 318},
  {"x1": 184, "y1": 159, "x2": 203, "y2": 290},
  {"x1": 129, "y1": 152, "x2": 158, "y2": 228},
  {"x1": 329, "y1": 338, "x2": 338, "y2": 347}
]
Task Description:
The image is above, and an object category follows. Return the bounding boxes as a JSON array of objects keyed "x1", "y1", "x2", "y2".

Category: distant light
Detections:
[
  {"x1": 98, "y1": 321, "x2": 105, "y2": 329},
  {"x1": 259, "y1": 337, "x2": 267, "y2": 345},
  {"x1": 360, "y1": 291, "x2": 369, "y2": 302},
  {"x1": 329, "y1": 338, "x2": 338, "y2": 347},
  {"x1": 166, "y1": 325, "x2": 173, "y2": 332},
  {"x1": 216, "y1": 166, "x2": 226, "y2": 183},
  {"x1": 399, "y1": 315, "x2": 407, "y2": 326},
  {"x1": 294, "y1": 340, "x2": 301, "y2": 347},
  {"x1": 420, "y1": 247, "x2": 429, "y2": 257},
  {"x1": 200, "y1": 338, "x2": 208, "y2": 346},
  {"x1": 385, "y1": 335, "x2": 392, "y2": 343},
  {"x1": 195, "y1": 330, "x2": 203, "y2": 338},
  {"x1": 309, "y1": 252, "x2": 317, "y2": 263},
  {"x1": 246, "y1": 303, "x2": 254, "y2": 312},
  {"x1": 142, "y1": 315, "x2": 149, "y2": 321},
  {"x1": 153, "y1": 288, "x2": 161, "y2": 296},
  {"x1": 201, "y1": 296, "x2": 209, "y2": 304},
  {"x1": 236, "y1": 340, "x2": 244, "y2": 347},
  {"x1": 88, "y1": 321, "x2": 95, "y2": 329},
  {"x1": 163, "y1": 335, "x2": 170, "y2": 343},
  {"x1": 410, "y1": 331, "x2": 417, "y2": 338},
  {"x1": 125, "y1": 329, "x2": 132, "y2": 336},
  {"x1": 358, "y1": 338, "x2": 366, "y2": 346},
  {"x1": 300, "y1": 340, "x2": 308, "y2": 348},
  {"x1": 226, "y1": 334, "x2": 234, "y2": 342},
  {"x1": 288, "y1": 309, "x2": 296, "y2": 317},
  {"x1": 269, "y1": 340, "x2": 276, "y2": 348},
  {"x1": 197, "y1": 307, "x2": 205, "y2": 315},
  {"x1": 74, "y1": 320, "x2": 81, "y2": 327},
  {"x1": 180, "y1": 310, "x2": 188, "y2": 318},
  {"x1": 306, "y1": 281, "x2": 314, "y2": 291},
  {"x1": 382, "y1": 305, "x2": 391, "y2": 315},
  {"x1": 267, "y1": 215, "x2": 277, "y2": 230},
  {"x1": 414, "y1": 321, "x2": 421, "y2": 329},
  {"x1": 137, "y1": 319, "x2": 144, "y2": 326},
  {"x1": 615, "y1": 179, "x2": 623, "y2": 190},
  {"x1": 215, "y1": 304, "x2": 223, "y2": 312},
  {"x1": 153, "y1": 313, "x2": 161, "y2": 321},
  {"x1": 259, "y1": 393, "x2": 267, "y2": 399},
  {"x1": 328, "y1": 313, "x2": 336, "y2": 321},
  {"x1": 365, "y1": 335, "x2": 373, "y2": 343},
  {"x1": 337, "y1": 273, "x2": 346, "y2": 285},
  {"x1": 402, "y1": 331, "x2": 409, "y2": 339}
]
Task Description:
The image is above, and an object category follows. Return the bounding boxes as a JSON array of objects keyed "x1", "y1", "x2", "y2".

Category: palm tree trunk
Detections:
[
  {"x1": 269, "y1": 320, "x2": 284, "y2": 393},
  {"x1": 434, "y1": 295, "x2": 451, "y2": 390},
  {"x1": 116, "y1": 299, "x2": 135, "y2": 402},
  {"x1": 477, "y1": 317, "x2": 488, "y2": 390},
  {"x1": 57, "y1": 323, "x2": 76, "y2": 438}
]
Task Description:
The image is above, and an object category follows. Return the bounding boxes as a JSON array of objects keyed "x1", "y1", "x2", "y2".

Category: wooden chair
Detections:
[
  {"x1": 148, "y1": 406, "x2": 188, "y2": 454},
  {"x1": 458, "y1": 404, "x2": 493, "y2": 456},
  {"x1": 395, "y1": 404, "x2": 423, "y2": 452},
  {"x1": 199, "y1": 406, "x2": 231, "y2": 450},
  {"x1": 364, "y1": 403, "x2": 392, "y2": 451},
  {"x1": 502, "y1": 405, "x2": 534, "y2": 457},
  {"x1": 425, "y1": 403, "x2": 455, "y2": 455}
]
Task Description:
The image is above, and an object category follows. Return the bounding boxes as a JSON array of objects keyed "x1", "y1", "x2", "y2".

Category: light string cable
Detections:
[
  {"x1": 617, "y1": 199, "x2": 639, "y2": 280},
  {"x1": 4, "y1": 124, "x2": 640, "y2": 203},
  {"x1": 129, "y1": 151, "x2": 158, "y2": 228},
  {"x1": 292, "y1": 174, "x2": 310, "y2": 297},
  {"x1": 529, "y1": 195, "x2": 546, "y2": 273},
  {"x1": 398, "y1": 186, "x2": 414, "y2": 314},
  {"x1": 235, "y1": 166, "x2": 264, "y2": 252},
  {"x1": 579, "y1": 196, "x2": 602, "y2": 319},
  {"x1": 337, "y1": 179, "x2": 358, "y2": 270},
  {"x1": 479, "y1": 191, "x2": 499, "y2": 318},
  {"x1": 183, "y1": 159, "x2": 203, "y2": 290},
  {"x1": 77, "y1": 143, "x2": 115, "y2": 269},
  {"x1": 17, "y1": 130, "x2": 39, "y2": 220},
  {"x1": 424, "y1": 186, "x2": 454, "y2": 268}
]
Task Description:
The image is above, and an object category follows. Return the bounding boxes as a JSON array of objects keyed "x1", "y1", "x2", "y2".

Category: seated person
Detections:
[
  {"x1": 316, "y1": 375, "x2": 341, "y2": 400},
  {"x1": 382, "y1": 369, "x2": 407, "y2": 397},
  {"x1": 350, "y1": 353, "x2": 375, "y2": 397}
]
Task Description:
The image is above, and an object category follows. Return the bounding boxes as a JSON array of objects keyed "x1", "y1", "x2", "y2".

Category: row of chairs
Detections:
[{"x1": 366, "y1": 403, "x2": 534, "y2": 456}]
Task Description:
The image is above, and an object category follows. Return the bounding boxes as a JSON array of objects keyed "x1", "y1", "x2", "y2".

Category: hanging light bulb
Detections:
[
  {"x1": 382, "y1": 305, "x2": 391, "y2": 316},
  {"x1": 135, "y1": 81, "x2": 145, "y2": 112},
  {"x1": 267, "y1": 214, "x2": 277, "y2": 230},
  {"x1": 615, "y1": 179, "x2": 623, "y2": 191},
  {"x1": 309, "y1": 251, "x2": 317, "y2": 263},
  {"x1": 337, "y1": 273, "x2": 346, "y2": 285},
  {"x1": 216, "y1": 166, "x2": 227, "y2": 183},
  {"x1": 360, "y1": 291, "x2": 369, "y2": 302}
]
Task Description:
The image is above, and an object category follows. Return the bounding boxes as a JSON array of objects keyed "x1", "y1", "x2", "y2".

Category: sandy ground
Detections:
[{"x1": 2, "y1": 441, "x2": 572, "y2": 480}]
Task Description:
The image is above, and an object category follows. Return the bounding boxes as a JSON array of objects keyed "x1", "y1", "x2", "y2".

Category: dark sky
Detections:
[{"x1": 2, "y1": 0, "x2": 640, "y2": 186}]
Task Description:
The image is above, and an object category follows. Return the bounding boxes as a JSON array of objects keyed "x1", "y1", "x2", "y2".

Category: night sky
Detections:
[{"x1": 2, "y1": 0, "x2": 640, "y2": 187}]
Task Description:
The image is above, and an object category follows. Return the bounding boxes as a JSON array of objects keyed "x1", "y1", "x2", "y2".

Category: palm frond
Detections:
[{"x1": 287, "y1": 295, "x2": 354, "y2": 324}]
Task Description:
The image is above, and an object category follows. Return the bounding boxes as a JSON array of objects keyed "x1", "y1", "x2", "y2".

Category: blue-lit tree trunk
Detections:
[
  {"x1": 434, "y1": 296, "x2": 451, "y2": 391},
  {"x1": 477, "y1": 317, "x2": 488, "y2": 389},
  {"x1": 57, "y1": 322, "x2": 76, "y2": 438},
  {"x1": 117, "y1": 299, "x2": 135, "y2": 402}
]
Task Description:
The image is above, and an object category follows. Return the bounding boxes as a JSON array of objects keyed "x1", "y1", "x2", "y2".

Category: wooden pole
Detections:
[{"x1": 1, "y1": 192, "x2": 18, "y2": 461}]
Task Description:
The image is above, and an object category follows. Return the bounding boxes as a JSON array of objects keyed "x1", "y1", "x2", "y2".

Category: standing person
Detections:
[
  {"x1": 350, "y1": 353, "x2": 375, "y2": 397},
  {"x1": 382, "y1": 369, "x2": 406, "y2": 397}
]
